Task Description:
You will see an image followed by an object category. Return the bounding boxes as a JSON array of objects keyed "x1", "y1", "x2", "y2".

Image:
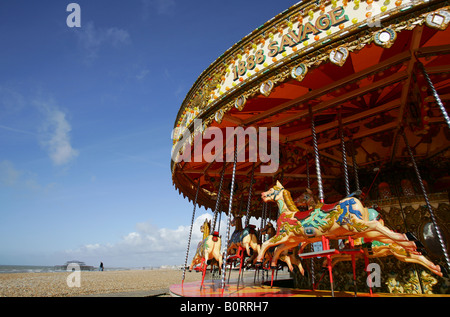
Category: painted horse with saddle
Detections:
[{"x1": 255, "y1": 181, "x2": 443, "y2": 277}]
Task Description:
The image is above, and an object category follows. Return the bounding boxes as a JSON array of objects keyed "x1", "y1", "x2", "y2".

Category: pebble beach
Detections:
[{"x1": 0, "y1": 269, "x2": 205, "y2": 297}]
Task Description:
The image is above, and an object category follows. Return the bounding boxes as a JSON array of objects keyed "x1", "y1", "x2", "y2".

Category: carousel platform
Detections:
[{"x1": 169, "y1": 270, "x2": 449, "y2": 297}]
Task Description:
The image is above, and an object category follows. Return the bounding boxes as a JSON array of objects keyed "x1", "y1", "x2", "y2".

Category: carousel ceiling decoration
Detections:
[{"x1": 171, "y1": 0, "x2": 450, "y2": 217}]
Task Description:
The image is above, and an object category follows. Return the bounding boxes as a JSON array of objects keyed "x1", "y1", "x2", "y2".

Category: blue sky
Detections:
[{"x1": 0, "y1": 0, "x2": 295, "y2": 268}]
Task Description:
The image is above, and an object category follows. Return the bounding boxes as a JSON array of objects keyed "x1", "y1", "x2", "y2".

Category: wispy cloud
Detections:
[
  {"x1": 63, "y1": 213, "x2": 217, "y2": 267},
  {"x1": 0, "y1": 160, "x2": 50, "y2": 191},
  {"x1": 34, "y1": 99, "x2": 79, "y2": 166},
  {"x1": 141, "y1": 0, "x2": 176, "y2": 18},
  {"x1": 74, "y1": 22, "x2": 131, "y2": 63},
  {"x1": 0, "y1": 124, "x2": 35, "y2": 136},
  {"x1": 62, "y1": 212, "x2": 266, "y2": 268}
]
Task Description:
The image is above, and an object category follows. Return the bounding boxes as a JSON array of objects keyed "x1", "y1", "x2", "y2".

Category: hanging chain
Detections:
[
  {"x1": 182, "y1": 178, "x2": 201, "y2": 283},
  {"x1": 402, "y1": 130, "x2": 450, "y2": 271}
]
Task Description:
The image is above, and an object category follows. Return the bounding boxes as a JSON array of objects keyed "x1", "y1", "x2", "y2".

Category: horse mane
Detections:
[
  {"x1": 283, "y1": 188, "x2": 300, "y2": 212},
  {"x1": 202, "y1": 219, "x2": 210, "y2": 239}
]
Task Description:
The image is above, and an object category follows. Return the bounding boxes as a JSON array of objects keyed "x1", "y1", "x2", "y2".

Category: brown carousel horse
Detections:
[
  {"x1": 227, "y1": 214, "x2": 260, "y2": 259},
  {"x1": 255, "y1": 181, "x2": 443, "y2": 277},
  {"x1": 189, "y1": 219, "x2": 222, "y2": 274}
]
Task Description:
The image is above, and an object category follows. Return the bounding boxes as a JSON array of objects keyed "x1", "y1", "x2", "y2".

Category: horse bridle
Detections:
[{"x1": 265, "y1": 187, "x2": 284, "y2": 200}]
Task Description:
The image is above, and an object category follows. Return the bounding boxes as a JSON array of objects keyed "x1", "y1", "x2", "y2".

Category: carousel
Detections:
[{"x1": 169, "y1": 0, "x2": 450, "y2": 297}]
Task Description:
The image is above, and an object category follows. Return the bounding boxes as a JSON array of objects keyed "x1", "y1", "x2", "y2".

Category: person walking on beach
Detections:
[{"x1": 100, "y1": 262, "x2": 104, "y2": 271}]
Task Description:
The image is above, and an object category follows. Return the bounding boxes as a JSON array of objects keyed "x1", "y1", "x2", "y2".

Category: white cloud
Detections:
[
  {"x1": 142, "y1": 0, "x2": 176, "y2": 17},
  {"x1": 0, "y1": 160, "x2": 49, "y2": 191},
  {"x1": 62, "y1": 212, "x2": 268, "y2": 268},
  {"x1": 62, "y1": 213, "x2": 228, "y2": 267},
  {"x1": 35, "y1": 100, "x2": 79, "y2": 166},
  {"x1": 0, "y1": 160, "x2": 20, "y2": 186},
  {"x1": 74, "y1": 22, "x2": 131, "y2": 62}
]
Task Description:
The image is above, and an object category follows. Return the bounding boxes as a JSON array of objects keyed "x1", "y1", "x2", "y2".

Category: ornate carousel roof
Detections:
[{"x1": 171, "y1": 0, "x2": 450, "y2": 220}]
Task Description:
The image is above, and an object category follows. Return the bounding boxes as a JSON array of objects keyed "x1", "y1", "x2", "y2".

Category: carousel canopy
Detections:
[{"x1": 171, "y1": 0, "x2": 450, "y2": 220}]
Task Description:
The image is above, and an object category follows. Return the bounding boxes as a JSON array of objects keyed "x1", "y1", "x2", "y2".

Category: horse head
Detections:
[
  {"x1": 200, "y1": 219, "x2": 211, "y2": 239},
  {"x1": 231, "y1": 214, "x2": 243, "y2": 230},
  {"x1": 261, "y1": 180, "x2": 285, "y2": 203},
  {"x1": 295, "y1": 188, "x2": 318, "y2": 210},
  {"x1": 261, "y1": 222, "x2": 276, "y2": 238}
]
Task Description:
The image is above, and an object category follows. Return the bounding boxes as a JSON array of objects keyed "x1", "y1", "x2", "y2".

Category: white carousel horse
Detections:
[
  {"x1": 189, "y1": 219, "x2": 222, "y2": 274},
  {"x1": 255, "y1": 181, "x2": 442, "y2": 277}
]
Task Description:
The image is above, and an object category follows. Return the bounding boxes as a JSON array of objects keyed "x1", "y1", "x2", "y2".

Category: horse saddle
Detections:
[{"x1": 294, "y1": 202, "x2": 338, "y2": 221}]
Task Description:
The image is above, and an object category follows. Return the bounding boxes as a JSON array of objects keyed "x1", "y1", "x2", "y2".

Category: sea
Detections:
[{"x1": 0, "y1": 264, "x2": 183, "y2": 274}]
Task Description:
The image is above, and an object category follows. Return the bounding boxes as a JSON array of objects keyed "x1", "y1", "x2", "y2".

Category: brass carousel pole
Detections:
[
  {"x1": 221, "y1": 137, "x2": 239, "y2": 294},
  {"x1": 182, "y1": 178, "x2": 201, "y2": 286},
  {"x1": 350, "y1": 138, "x2": 360, "y2": 192},
  {"x1": 309, "y1": 105, "x2": 324, "y2": 203},
  {"x1": 244, "y1": 162, "x2": 256, "y2": 227},
  {"x1": 212, "y1": 161, "x2": 227, "y2": 231},
  {"x1": 417, "y1": 62, "x2": 450, "y2": 129},
  {"x1": 338, "y1": 109, "x2": 350, "y2": 196},
  {"x1": 306, "y1": 156, "x2": 315, "y2": 289},
  {"x1": 401, "y1": 129, "x2": 450, "y2": 271}
]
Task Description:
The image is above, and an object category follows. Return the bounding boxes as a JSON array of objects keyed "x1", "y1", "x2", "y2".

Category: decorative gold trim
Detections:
[
  {"x1": 172, "y1": 4, "x2": 450, "y2": 173},
  {"x1": 425, "y1": 9, "x2": 450, "y2": 30},
  {"x1": 329, "y1": 46, "x2": 349, "y2": 67},
  {"x1": 373, "y1": 28, "x2": 397, "y2": 49},
  {"x1": 260, "y1": 80, "x2": 274, "y2": 97},
  {"x1": 291, "y1": 63, "x2": 308, "y2": 81},
  {"x1": 234, "y1": 95, "x2": 247, "y2": 111}
]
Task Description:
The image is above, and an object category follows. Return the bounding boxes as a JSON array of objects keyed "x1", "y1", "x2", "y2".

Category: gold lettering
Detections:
[
  {"x1": 288, "y1": 29, "x2": 302, "y2": 43},
  {"x1": 268, "y1": 41, "x2": 279, "y2": 57},
  {"x1": 279, "y1": 34, "x2": 296, "y2": 52},
  {"x1": 328, "y1": 6, "x2": 349, "y2": 26},
  {"x1": 301, "y1": 22, "x2": 320, "y2": 41},
  {"x1": 315, "y1": 14, "x2": 331, "y2": 30}
]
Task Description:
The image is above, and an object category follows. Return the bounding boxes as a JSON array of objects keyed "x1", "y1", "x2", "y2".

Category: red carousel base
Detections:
[{"x1": 169, "y1": 270, "x2": 444, "y2": 297}]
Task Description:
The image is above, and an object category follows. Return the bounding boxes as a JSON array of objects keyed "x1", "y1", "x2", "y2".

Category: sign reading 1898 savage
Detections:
[
  {"x1": 231, "y1": 6, "x2": 348, "y2": 81},
  {"x1": 210, "y1": 0, "x2": 418, "y2": 101}
]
